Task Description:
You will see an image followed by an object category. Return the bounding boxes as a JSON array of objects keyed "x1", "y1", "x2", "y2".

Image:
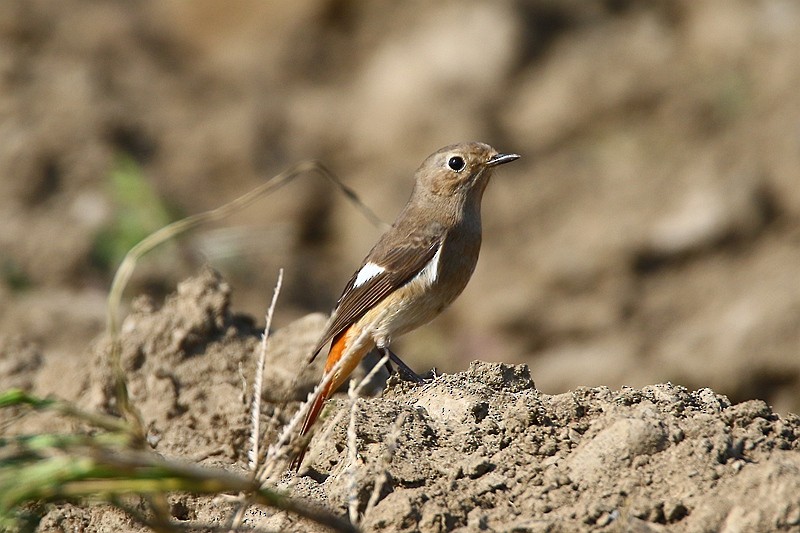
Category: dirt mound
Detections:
[
  {"x1": 300, "y1": 372, "x2": 800, "y2": 532},
  {"x1": 2, "y1": 0, "x2": 800, "y2": 419},
  {"x1": 7, "y1": 271, "x2": 796, "y2": 532},
  {"x1": 3, "y1": 2, "x2": 800, "y2": 530}
]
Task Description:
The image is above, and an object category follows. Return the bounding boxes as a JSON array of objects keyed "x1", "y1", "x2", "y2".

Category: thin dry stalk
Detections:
[
  {"x1": 3, "y1": 160, "x2": 389, "y2": 533},
  {"x1": 364, "y1": 411, "x2": 408, "y2": 517},
  {"x1": 105, "y1": 160, "x2": 386, "y2": 437},
  {"x1": 344, "y1": 353, "x2": 391, "y2": 526},
  {"x1": 346, "y1": 380, "x2": 360, "y2": 525},
  {"x1": 258, "y1": 309, "x2": 389, "y2": 483},
  {"x1": 1, "y1": 435, "x2": 358, "y2": 533},
  {"x1": 233, "y1": 314, "x2": 388, "y2": 532},
  {"x1": 352, "y1": 352, "x2": 391, "y2": 400},
  {"x1": 249, "y1": 268, "x2": 284, "y2": 471},
  {"x1": 227, "y1": 269, "x2": 284, "y2": 532}
]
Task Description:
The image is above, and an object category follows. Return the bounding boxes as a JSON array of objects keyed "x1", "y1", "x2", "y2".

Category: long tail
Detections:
[
  {"x1": 301, "y1": 329, "x2": 349, "y2": 437},
  {"x1": 291, "y1": 327, "x2": 368, "y2": 470}
]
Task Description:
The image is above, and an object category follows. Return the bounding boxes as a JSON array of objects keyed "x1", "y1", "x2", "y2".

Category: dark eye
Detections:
[{"x1": 447, "y1": 156, "x2": 466, "y2": 172}]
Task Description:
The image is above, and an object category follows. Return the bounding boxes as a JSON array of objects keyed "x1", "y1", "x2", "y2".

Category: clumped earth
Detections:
[
  {"x1": 2, "y1": 0, "x2": 800, "y2": 420},
  {"x1": 8, "y1": 271, "x2": 798, "y2": 532},
  {"x1": 2, "y1": 1, "x2": 800, "y2": 531}
]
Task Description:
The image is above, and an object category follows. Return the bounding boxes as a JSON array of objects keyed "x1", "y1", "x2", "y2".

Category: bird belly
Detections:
[
  {"x1": 367, "y1": 258, "x2": 475, "y2": 347},
  {"x1": 360, "y1": 224, "x2": 481, "y2": 348}
]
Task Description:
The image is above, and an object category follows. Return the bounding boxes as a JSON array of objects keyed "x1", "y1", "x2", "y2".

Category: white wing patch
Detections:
[
  {"x1": 353, "y1": 262, "x2": 385, "y2": 288},
  {"x1": 416, "y1": 244, "x2": 442, "y2": 287}
]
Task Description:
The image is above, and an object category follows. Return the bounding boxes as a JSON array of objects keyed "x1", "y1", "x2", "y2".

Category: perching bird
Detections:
[{"x1": 293, "y1": 141, "x2": 519, "y2": 469}]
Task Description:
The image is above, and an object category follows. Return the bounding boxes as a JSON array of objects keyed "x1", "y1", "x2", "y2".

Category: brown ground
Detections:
[
  {"x1": 2, "y1": 1, "x2": 800, "y2": 531},
  {"x1": 7, "y1": 270, "x2": 799, "y2": 532}
]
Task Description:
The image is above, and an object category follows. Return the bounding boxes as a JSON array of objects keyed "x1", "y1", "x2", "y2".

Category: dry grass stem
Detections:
[
  {"x1": 105, "y1": 160, "x2": 386, "y2": 437},
  {"x1": 2, "y1": 158, "x2": 391, "y2": 532},
  {"x1": 346, "y1": 380, "x2": 360, "y2": 525},
  {"x1": 364, "y1": 411, "x2": 408, "y2": 518},
  {"x1": 249, "y1": 268, "x2": 284, "y2": 472},
  {"x1": 346, "y1": 351, "x2": 391, "y2": 525},
  {"x1": 258, "y1": 309, "x2": 389, "y2": 483},
  {"x1": 227, "y1": 269, "x2": 284, "y2": 532}
]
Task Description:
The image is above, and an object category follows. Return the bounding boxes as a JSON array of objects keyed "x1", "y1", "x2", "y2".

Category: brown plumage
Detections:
[{"x1": 292, "y1": 142, "x2": 519, "y2": 470}]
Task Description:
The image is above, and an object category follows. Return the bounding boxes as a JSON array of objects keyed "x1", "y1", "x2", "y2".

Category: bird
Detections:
[{"x1": 292, "y1": 141, "x2": 519, "y2": 469}]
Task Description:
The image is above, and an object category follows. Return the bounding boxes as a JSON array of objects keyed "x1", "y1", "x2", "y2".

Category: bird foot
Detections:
[{"x1": 383, "y1": 348, "x2": 424, "y2": 383}]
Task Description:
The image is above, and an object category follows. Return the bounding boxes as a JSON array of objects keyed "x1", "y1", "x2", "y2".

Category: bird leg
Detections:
[{"x1": 381, "y1": 347, "x2": 424, "y2": 383}]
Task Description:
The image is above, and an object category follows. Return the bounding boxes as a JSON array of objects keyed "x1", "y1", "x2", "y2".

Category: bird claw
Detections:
[{"x1": 383, "y1": 348, "x2": 425, "y2": 383}]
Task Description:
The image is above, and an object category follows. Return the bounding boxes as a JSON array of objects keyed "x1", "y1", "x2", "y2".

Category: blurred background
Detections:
[{"x1": 1, "y1": 0, "x2": 799, "y2": 412}]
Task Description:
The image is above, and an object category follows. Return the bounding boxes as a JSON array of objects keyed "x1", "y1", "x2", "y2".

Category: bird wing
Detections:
[{"x1": 308, "y1": 231, "x2": 443, "y2": 361}]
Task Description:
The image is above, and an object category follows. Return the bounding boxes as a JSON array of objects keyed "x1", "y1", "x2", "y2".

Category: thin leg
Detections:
[
  {"x1": 381, "y1": 347, "x2": 424, "y2": 383},
  {"x1": 383, "y1": 356, "x2": 395, "y2": 376}
]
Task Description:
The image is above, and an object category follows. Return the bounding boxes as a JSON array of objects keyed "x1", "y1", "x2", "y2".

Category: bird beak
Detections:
[{"x1": 486, "y1": 153, "x2": 521, "y2": 167}]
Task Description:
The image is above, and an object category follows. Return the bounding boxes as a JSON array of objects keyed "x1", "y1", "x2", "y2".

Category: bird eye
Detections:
[{"x1": 447, "y1": 155, "x2": 466, "y2": 172}]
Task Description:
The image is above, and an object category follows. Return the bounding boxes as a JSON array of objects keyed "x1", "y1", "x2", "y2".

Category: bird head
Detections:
[{"x1": 415, "y1": 141, "x2": 520, "y2": 198}]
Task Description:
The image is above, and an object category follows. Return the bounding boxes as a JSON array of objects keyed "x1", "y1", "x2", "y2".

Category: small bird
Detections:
[{"x1": 293, "y1": 142, "x2": 519, "y2": 469}]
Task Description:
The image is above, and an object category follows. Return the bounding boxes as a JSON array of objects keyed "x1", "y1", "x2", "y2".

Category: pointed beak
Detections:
[{"x1": 486, "y1": 152, "x2": 521, "y2": 167}]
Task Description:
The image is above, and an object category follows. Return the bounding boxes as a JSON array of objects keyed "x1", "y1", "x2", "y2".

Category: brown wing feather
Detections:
[{"x1": 308, "y1": 232, "x2": 443, "y2": 361}]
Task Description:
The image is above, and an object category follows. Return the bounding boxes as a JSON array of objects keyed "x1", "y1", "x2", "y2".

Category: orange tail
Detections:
[{"x1": 292, "y1": 327, "x2": 369, "y2": 470}]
